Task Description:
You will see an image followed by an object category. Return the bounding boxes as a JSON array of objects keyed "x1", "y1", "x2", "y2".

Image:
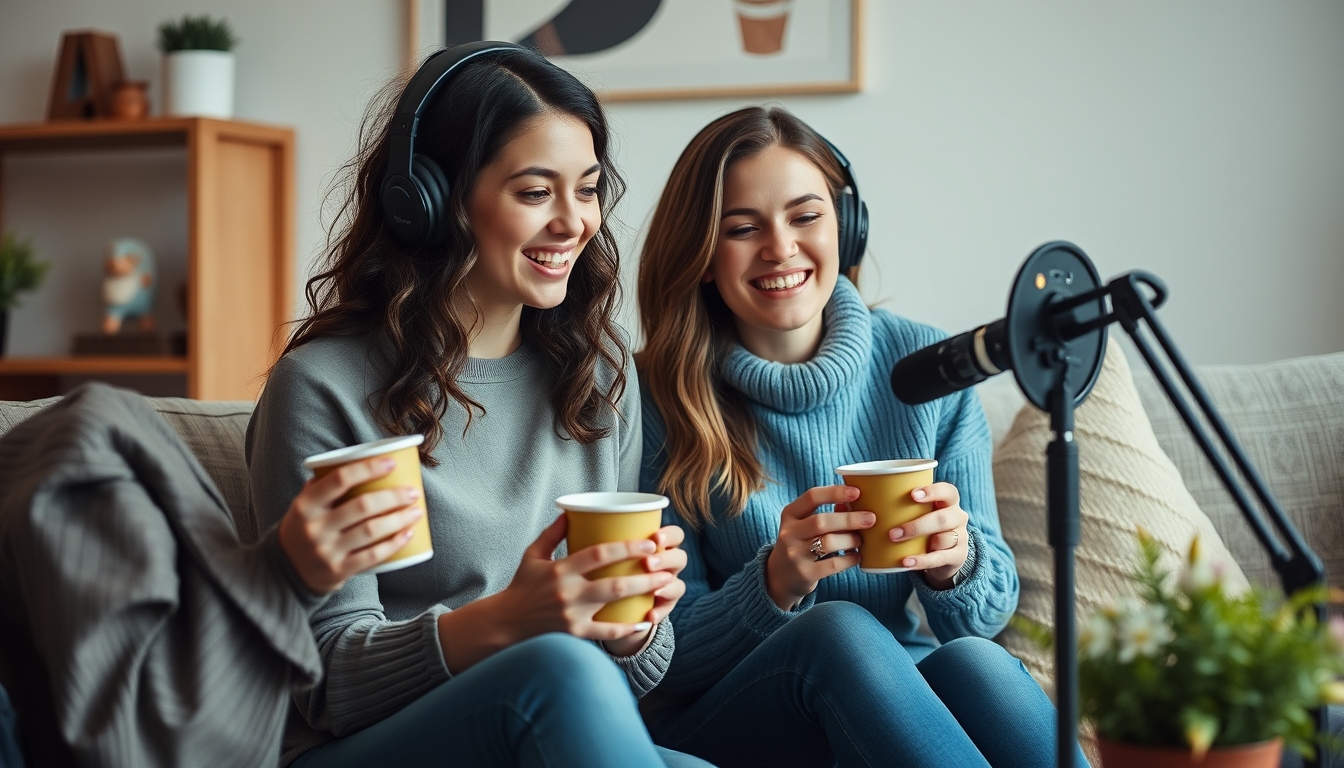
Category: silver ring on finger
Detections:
[
  {"x1": 950, "y1": 529, "x2": 960, "y2": 548},
  {"x1": 810, "y1": 537, "x2": 826, "y2": 560}
]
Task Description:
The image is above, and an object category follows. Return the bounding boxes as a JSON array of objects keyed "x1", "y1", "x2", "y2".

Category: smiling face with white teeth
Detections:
[
  {"x1": 465, "y1": 112, "x2": 601, "y2": 354},
  {"x1": 706, "y1": 144, "x2": 841, "y2": 364}
]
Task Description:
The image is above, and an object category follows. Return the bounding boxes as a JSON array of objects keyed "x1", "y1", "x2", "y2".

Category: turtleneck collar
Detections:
[{"x1": 720, "y1": 276, "x2": 872, "y2": 413}]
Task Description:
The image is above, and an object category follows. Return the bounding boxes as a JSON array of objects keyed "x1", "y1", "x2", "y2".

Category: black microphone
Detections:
[{"x1": 890, "y1": 320, "x2": 1010, "y2": 405}]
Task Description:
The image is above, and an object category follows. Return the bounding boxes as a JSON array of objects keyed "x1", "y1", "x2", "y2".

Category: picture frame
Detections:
[{"x1": 414, "y1": 0, "x2": 863, "y2": 102}]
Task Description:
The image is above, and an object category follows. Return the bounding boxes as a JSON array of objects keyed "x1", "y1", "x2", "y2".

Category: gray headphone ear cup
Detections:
[{"x1": 410, "y1": 153, "x2": 451, "y2": 246}]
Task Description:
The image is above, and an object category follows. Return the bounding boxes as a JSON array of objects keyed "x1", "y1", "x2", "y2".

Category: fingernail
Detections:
[
  {"x1": 903, "y1": 557, "x2": 916, "y2": 567},
  {"x1": 637, "y1": 540, "x2": 657, "y2": 554},
  {"x1": 912, "y1": 489, "x2": 926, "y2": 501},
  {"x1": 407, "y1": 488, "x2": 420, "y2": 500},
  {"x1": 401, "y1": 529, "x2": 415, "y2": 540},
  {"x1": 845, "y1": 487, "x2": 860, "y2": 499},
  {"x1": 631, "y1": 622, "x2": 652, "y2": 632},
  {"x1": 381, "y1": 458, "x2": 397, "y2": 470},
  {"x1": 646, "y1": 556, "x2": 661, "y2": 569},
  {"x1": 890, "y1": 527, "x2": 903, "y2": 541},
  {"x1": 859, "y1": 512, "x2": 875, "y2": 526}
]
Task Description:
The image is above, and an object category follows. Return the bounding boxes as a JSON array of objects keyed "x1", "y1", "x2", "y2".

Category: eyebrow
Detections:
[
  {"x1": 721, "y1": 193, "x2": 824, "y2": 219},
  {"x1": 506, "y1": 163, "x2": 602, "y2": 182}
]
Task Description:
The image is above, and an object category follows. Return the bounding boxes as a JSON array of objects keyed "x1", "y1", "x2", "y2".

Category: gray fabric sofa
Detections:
[{"x1": 0, "y1": 349, "x2": 1339, "y2": 765}]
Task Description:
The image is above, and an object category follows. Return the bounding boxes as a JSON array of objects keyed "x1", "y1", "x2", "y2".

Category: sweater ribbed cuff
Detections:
[
  {"x1": 607, "y1": 619, "x2": 674, "y2": 697},
  {"x1": 320, "y1": 607, "x2": 452, "y2": 736},
  {"x1": 734, "y1": 543, "x2": 816, "y2": 636}
]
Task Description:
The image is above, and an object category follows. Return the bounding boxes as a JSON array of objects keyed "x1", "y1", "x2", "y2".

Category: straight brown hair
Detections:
[{"x1": 635, "y1": 107, "x2": 848, "y2": 527}]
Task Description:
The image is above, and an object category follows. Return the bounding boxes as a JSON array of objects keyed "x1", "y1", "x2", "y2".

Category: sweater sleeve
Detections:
[
  {"x1": 909, "y1": 388, "x2": 1019, "y2": 641},
  {"x1": 639, "y1": 395, "x2": 815, "y2": 696},
  {"x1": 245, "y1": 354, "x2": 452, "y2": 737},
  {"x1": 605, "y1": 357, "x2": 674, "y2": 697}
]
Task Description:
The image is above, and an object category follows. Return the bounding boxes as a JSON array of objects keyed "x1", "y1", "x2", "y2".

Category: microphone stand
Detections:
[{"x1": 1012, "y1": 245, "x2": 1329, "y2": 767}]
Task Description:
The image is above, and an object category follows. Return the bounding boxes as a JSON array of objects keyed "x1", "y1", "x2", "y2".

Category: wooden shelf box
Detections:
[{"x1": 0, "y1": 117, "x2": 295, "y2": 400}]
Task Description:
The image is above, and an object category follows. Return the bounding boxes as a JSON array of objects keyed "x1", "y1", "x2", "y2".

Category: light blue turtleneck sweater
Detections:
[{"x1": 640, "y1": 277, "x2": 1018, "y2": 698}]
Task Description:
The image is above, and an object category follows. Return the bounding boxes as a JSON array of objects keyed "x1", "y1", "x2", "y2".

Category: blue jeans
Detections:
[
  {"x1": 293, "y1": 633, "x2": 714, "y2": 768},
  {"x1": 646, "y1": 601, "x2": 1090, "y2": 768}
]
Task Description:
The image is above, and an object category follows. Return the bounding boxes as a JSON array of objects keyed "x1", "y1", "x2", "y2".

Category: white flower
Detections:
[
  {"x1": 1116, "y1": 601, "x2": 1174, "y2": 662},
  {"x1": 1179, "y1": 535, "x2": 1225, "y2": 595},
  {"x1": 1079, "y1": 613, "x2": 1114, "y2": 659}
]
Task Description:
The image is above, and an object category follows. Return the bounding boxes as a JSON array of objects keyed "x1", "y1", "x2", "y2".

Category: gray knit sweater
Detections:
[{"x1": 245, "y1": 332, "x2": 673, "y2": 764}]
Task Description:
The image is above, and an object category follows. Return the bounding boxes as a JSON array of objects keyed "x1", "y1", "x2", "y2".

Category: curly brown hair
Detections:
[{"x1": 282, "y1": 47, "x2": 628, "y2": 465}]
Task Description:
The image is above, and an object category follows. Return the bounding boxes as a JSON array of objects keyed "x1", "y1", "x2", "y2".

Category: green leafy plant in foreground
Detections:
[
  {"x1": 0, "y1": 232, "x2": 49, "y2": 310},
  {"x1": 1077, "y1": 529, "x2": 1344, "y2": 760},
  {"x1": 157, "y1": 14, "x2": 239, "y2": 53}
]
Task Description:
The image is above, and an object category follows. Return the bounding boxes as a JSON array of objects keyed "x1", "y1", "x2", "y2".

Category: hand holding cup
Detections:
[
  {"x1": 764, "y1": 485, "x2": 873, "y2": 611},
  {"x1": 278, "y1": 453, "x2": 425, "y2": 595},
  {"x1": 886, "y1": 482, "x2": 970, "y2": 589}
]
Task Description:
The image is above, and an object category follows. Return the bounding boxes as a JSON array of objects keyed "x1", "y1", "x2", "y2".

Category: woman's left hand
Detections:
[
  {"x1": 603, "y1": 524, "x2": 688, "y2": 656},
  {"x1": 888, "y1": 482, "x2": 969, "y2": 590}
]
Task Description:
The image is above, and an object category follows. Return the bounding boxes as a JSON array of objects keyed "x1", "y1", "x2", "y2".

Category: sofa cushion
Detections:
[
  {"x1": 0, "y1": 395, "x2": 257, "y2": 543},
  {"x1": 1133, "y1": 352, "x2": 1344, "y2": 591},
  {"x1": 992, "y1": 343, "x2": 1250, "y2": 693}
]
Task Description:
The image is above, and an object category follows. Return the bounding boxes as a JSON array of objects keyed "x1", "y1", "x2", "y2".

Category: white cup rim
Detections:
[
  {"x1": 556, "y1": 492, "x2": 670, "y2": 513},
  {"x1": 303, "y1": 435, "x2": 425, "y2": 469},
  {"x1": 835, "y1": 458, "x2": 938, "y2": 476}
]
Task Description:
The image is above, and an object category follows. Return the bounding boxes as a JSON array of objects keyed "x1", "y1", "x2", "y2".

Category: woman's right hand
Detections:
[
  {"x1": 277, "y1": 456, "x2": 424, "y2": 595},
  {"x1": 489, "y1": 514, "x2": 673, "y2": 643},
  {"x1": 765, "y1": 485, "x2": 874, "y2": 610}
]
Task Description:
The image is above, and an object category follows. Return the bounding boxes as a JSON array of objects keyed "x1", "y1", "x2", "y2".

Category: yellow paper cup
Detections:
[
  {"x1": 558, "y1": 492, "x2": 669, "y2": 624},
  {"x1": 303, "y1": 435, "x2": 433, "y2": 574},
  {"x1": 835, "y1": 459, "x2": 938, "y2": 574}
]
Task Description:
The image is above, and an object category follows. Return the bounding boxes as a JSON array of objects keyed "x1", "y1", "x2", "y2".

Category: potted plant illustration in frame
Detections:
[
  {"x1": 158, "y1": 14, "x2": 239, "y2": 118},
  {"x1": 1079, "y1": 530, "x2": 1344, "y2": 768},
  {"x1": 0, "y1": 232, "x2": 50, "y2": 357}
]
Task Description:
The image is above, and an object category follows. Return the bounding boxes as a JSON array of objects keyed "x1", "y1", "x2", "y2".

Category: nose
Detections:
[
  {"x1": 549, "y1": 196, "x2": 584, "y2": 238},
  {"x1": 760, "y1": 223, "x2": 798, "y2": 264}
]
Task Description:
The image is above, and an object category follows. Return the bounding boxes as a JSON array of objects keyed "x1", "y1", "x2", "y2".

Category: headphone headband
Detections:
[{"x1": 383, "y1": 41, "x2": 523, "y2": 246}]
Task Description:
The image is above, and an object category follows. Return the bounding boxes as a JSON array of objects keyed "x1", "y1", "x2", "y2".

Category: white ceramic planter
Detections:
[{"x1": 162, "y1": 50, "x2": 235, "y2": 118}]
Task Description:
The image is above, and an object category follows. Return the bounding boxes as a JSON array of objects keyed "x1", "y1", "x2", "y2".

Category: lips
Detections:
[
  {"x1": 751, "y1": 270, "x2": 810, "y2": 292},
  {"x1": 523, "y1": 247, "x2": 573, "y2": 269}
]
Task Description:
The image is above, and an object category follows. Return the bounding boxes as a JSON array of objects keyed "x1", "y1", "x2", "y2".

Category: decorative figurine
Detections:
[{"x1": 102, "y1": 238, "x2": 156, "y2": 334}]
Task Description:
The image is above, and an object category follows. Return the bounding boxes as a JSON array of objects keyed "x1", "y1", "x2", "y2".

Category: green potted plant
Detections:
[
  {"x1": 158, "y1": 14, "x2": 239, "y2": 118},
  {"x1": 1079, "y1": 529, "x2": 1344, "y2": 767},
  {"x1": 0, "y1": 233, "x2": 49, "y2": 357}
]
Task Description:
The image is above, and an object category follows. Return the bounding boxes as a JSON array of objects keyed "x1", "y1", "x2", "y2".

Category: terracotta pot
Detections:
[
  {"x1": 1098, "y1": 737, "x2": 1282, "y2": 768},
  {"x1": 111, "y1": 81, "x2": 150, "y2": 120}
]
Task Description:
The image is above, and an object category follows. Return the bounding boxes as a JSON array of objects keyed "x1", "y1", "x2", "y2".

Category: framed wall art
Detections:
[{"x1": 416, "y1": 0, "x2": 863, "y2": 101}]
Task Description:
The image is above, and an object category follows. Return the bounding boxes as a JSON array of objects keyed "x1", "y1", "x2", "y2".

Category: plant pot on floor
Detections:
[
  {"x1": 1098, "y1": 737, "x2": 1283, "y2": 768},
  {"x1": 162, "y1": 50, "x2": 234, "y2": 118}
]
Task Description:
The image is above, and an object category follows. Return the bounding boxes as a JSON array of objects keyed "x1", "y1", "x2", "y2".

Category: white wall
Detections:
[{"x1": 3, "y1": 1, "x2": 1341, "y2": 364}]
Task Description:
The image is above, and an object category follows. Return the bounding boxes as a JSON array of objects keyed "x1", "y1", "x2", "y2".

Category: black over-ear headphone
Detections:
[
  {"x1": 382, "y1": 41, "x2": 524, "y2": 246},
  {"x1": 821, "y1": 137, "x2": 870, "y2": 274}
]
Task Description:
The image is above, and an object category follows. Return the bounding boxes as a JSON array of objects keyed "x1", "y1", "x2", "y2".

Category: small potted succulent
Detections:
[
  {"x1": 0, "y1": 233, "x2": 50, "y2": 357},
  {"x1": 158, "y1": 14, "x2": 239, "y2": 118},
  {"x1": 1079, "y1": 530, "x2": 1344, "y2": 767}
]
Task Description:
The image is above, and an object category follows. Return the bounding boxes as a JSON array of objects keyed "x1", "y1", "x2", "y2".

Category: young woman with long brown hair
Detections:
[
  {"x1": 635, "y1": 106, "x2": 1088, "y2": 767},
  {"x1": 246, "y1": 45, "x2": 710, "y2": 768}
]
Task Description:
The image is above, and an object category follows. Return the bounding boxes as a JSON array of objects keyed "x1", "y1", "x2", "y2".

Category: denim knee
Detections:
[
  {"x1": 921, "y1": 636, "x2": 1029, "y2": 684},
  {"x1": 501, "y1": 633, "x2": 629, "y2": 703},
  {"x1": 785, "y1": 601, "x2": 914, "y2": 675}
]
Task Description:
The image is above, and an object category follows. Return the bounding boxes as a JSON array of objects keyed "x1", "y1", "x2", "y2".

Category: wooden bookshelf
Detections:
[{"x1": 0, "y1": 117, "x2": 294, "y2": 401}]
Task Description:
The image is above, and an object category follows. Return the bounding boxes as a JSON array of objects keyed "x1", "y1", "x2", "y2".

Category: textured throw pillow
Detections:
[
  {"x1": 1132, "y1": 352, "x2": 1344, "y2": 591},
  {"x1": 992, "y1": 343, "x2": 1250, "y2": 694}
]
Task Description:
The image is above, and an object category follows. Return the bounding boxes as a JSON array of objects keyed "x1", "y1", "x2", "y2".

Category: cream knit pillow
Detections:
[{"x1": 993, "y1": 343, "x2": 1250, "y2": 693}]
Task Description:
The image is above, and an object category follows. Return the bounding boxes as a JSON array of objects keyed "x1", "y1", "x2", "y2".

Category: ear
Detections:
[{"x1": 701, "y1": 270, "x2": 714, "y2": 284}]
